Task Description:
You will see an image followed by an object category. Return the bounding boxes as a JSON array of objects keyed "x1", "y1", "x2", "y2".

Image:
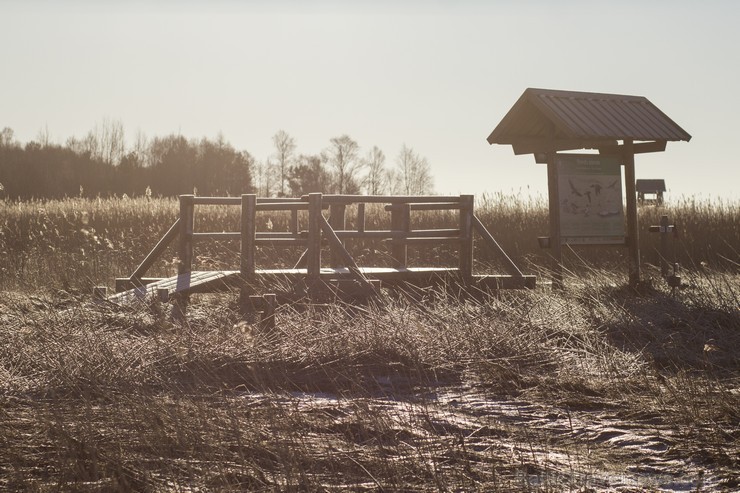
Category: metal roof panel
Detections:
[{"x1": 488, "y1": 88, "x2": 691, "y2": 150}]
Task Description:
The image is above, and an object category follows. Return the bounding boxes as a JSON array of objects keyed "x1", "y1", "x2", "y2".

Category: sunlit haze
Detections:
[{"x1": 2, "y1": 0, "x2": 738, "y2": 199}]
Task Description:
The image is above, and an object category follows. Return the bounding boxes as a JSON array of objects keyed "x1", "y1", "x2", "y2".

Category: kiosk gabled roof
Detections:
[{"x1": 487, "y1": 88, "x2": 691, "y2": 155}]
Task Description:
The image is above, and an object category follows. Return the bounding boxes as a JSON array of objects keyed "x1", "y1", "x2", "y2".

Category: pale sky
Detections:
[{"x1": 2, "y1": 0, "x2": 738, "y2": 199}]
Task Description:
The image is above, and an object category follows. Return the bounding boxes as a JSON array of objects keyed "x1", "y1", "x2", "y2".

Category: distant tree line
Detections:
[{"x1": 0, "y1": 121, "x2": 434, "y2": 199}]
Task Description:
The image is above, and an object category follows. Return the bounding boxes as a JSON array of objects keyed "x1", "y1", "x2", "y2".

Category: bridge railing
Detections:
[{"x1": 116, "y1": 192, "x2": 524, "y2": 293}]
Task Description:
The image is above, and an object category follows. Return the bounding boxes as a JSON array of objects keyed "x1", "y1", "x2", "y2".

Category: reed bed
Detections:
[{"x1": 1, "y1": 194, "x2": 737, "y2": 293}]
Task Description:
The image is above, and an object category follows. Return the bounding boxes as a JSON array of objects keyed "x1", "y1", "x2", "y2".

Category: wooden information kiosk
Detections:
[{"x1": 487, "y1": 88, "x2": 691, "y2": 287}]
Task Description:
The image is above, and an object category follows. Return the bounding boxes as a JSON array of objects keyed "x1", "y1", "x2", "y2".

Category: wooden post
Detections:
[
  {"x1": 176, "y1": 194, "x2": 195, "y2": 312},
  {"x1": 240, "y1": 194, "x2": 257, "y2": 278},
  {"x1": 329, "y1": 203, "x2": 346, "y2": 268},
  {"x1": 624, "y1": 140, "x2": 641, "y2": 287},
  {"x1": 178, "y1": 194, "x2": 195, "y2": 276},
  {"x1": 459, "y1": 195, "x2": 474, "y2": 280},
  {"x1": 659, "y1": 214, "x2": 670, "y2": 277},
  {"x1": 357, "y1": 203, "x2": 366, "y2": 233},
  {"x1": 240, "y1": 194, "x2": 257, "y2": 315},
  {"x1": 307, "y1": 193, "x2": 322, "y2": 281},
  {"x1": 390, "y1": 203, "x2": 410, "y2": 268},
  {"x1": 290, "y1": 209, "x2": 299, "y2": 236},
  {"x1": 546, "y1": 154, "x2": 563, "y2": 288}
]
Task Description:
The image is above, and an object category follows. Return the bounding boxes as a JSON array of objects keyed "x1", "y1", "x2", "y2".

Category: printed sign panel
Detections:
[{"x1": 556, "y1": 154, "x2": 624, "y2": 245}]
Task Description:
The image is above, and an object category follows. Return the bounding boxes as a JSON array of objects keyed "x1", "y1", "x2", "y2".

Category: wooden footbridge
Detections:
[{"x1": 107, "y1": 193, "x2": 535, "y2": 311}]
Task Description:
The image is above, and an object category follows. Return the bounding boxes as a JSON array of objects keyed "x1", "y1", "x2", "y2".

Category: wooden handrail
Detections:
[
  {"x1": 193, "y1": 197, "x2": 309, "y2": 206},
  {"x1": 305, "y1": 194, "x2": 462, "y2": 205},
  {"x1": 193, "y1": 197, "x2": 241, "y2": 205},
  {"x1": 130, "y1": 218, "x2": 180, "y2": 280},
  {"x1": 384, "y1": 202, "x2": 461, "y2": 211}
]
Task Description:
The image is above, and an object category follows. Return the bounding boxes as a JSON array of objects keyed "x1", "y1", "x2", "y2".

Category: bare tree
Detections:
[
  {"x1": 395, "y1": 144, "x2": 434, "y2": 195},
  {"x1": 324, "y1": 134, "x2": 361, "y2": 194},
  {"x1": 362, "y1": 145, "x2": 387, "y2": 195},
  {"x1": 36, "y1": 124, "x2": 52, "y2": 147},
  {"x1": 68, "y1": 118, "x2": 126, "y2": 165},
  {"x1": 272, "y1": 130, "x2": 296, "y2": 197},
  {"x1": 252, "y1": 158, "x2": 278, "y2": 197},
  {"x1": 0, "y1": 127, "x2": 16, "y2": 148},
  {"x1": 99, "y1": 118, "x2": 125, "y2": 166},
  {"x1": 133, "y1": 129, "x2": 150, "y2": 167}
]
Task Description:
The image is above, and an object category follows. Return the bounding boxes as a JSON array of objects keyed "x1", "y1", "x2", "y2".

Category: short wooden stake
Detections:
[
  {"x1": 157, "y1": 287, "x2": 169, "y2": 303},
  {"x1": 93, "y1": 286, "x2": 108, "y2": 301},
  {"x1": 262, "y1": 293, "x2": 277, "y2": 330}
]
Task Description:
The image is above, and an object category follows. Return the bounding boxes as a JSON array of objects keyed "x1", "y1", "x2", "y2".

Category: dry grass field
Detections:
[{"x1": 0, "y1": 195, "x2": 738, "y2": 491}]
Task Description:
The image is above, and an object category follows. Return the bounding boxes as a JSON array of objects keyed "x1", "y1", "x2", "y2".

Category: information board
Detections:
[{"x1": 556, "y1": 154, "x2": 624, "y2": 245}]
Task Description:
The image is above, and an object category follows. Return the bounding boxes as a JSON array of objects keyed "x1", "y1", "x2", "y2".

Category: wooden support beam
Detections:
[
  {"x1": 512, "y1": 138, "x2": 618, "y2": 155},
  {"x1": 471, "y1": 216, "x2": 524, "y2": 277},
  {"x1": 624, "y1": 140, "x2": 641, "y2": 286},
  {"x1": 318, "y1": 215, "x2": 374, "y2": 292},
  {"x1": 546, "y1": 154, "x2": 563, "y2": 288},
  {"x1": 598, "y1": 140, "x2": 667, "y2": 156},
  {"x1": 131, "y1": 218, "x2": 180, "y2": 280}
]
